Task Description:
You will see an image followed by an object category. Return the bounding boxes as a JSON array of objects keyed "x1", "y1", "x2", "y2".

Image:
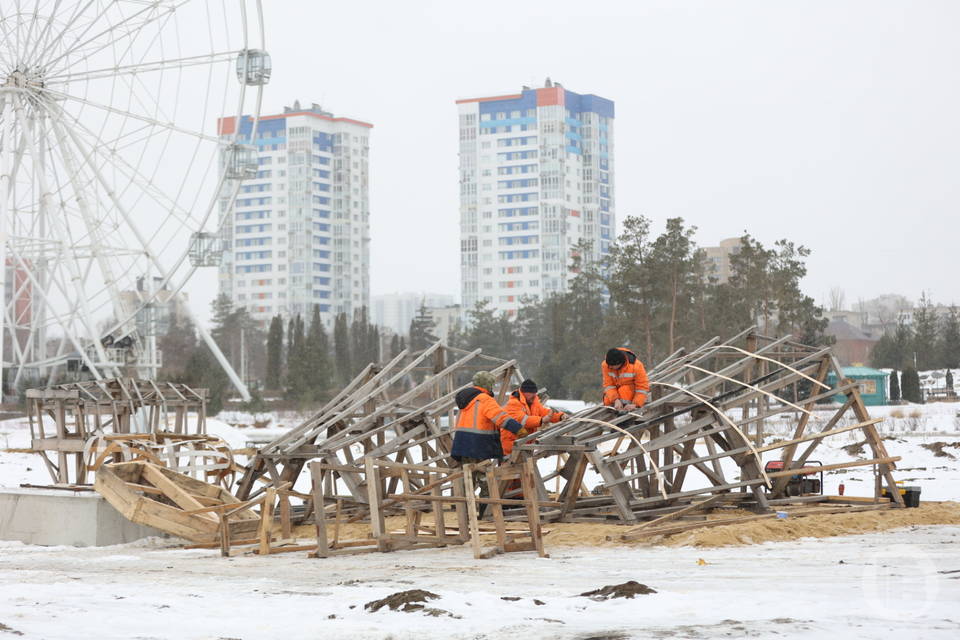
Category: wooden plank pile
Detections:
[{"x1": 27, "y1": 378, "x2": 209, "y2": 485}]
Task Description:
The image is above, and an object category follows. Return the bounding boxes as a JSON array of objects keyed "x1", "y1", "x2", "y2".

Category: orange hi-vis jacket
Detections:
[
  {"x1": 451, "y1": 386, "x2": 523, "y2": 460},
  {"x1": 601, "y1": 347, "x2": 650, "y2": 408},
  {"x1": 501, "y1": 390, "x2": 564, "y2": 455}
]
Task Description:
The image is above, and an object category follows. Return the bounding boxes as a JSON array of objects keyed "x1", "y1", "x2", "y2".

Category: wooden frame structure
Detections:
[
  {"x1": 506, "y1": 328, "x2": 905, "y2": 523},
  {"x1": 95, "y1": 462, "x2": 260, "y2": 544},
  {"x1": 28, "y1": 378, "x2": 208, "y2": 485},
  {"x1": 236, "y1": 342, "x2": 523, "y2": 506}
]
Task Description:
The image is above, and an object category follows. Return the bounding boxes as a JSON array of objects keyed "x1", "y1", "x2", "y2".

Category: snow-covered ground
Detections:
[
  {"x1": 2, "y1": 401, "x2": 960, "y2": 638},
  {"x1": 0, "y1": 526, "x2": 958, "y2": 639}
]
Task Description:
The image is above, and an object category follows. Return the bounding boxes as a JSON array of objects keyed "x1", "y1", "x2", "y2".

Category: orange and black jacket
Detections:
[
  {"x1": 601, "y1": 347, "x2": 650, "y2": 407},
  {"x1": 501, "y1": 390, "x2": 564, "y2": 455},
  {"x1": 451, "y1": 386, "x2": 523, "y2": 461}
]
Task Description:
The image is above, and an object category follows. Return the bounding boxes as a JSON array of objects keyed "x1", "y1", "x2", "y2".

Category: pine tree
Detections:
[
  {"x1": 265, "y1": 315, "x2": 284, "y2": 390},
  {"x1": 912, "y1": 292, "x2": 939, "y2": 370},
  {"x1": 901, "y1": 366, "x2": 922, "y2": 403},
  {"x1": 350, "y1": 307, "x2": 380, "y2": 375},
  {"x1": 389, "y1": 334, "x2": 405, "y2": 359},
  {"x1": 889, "y1": 369, "x2": 901, "y2": 403},
  {"x1": 285, "y1": 314, "x2": 308, "y2": 399},
  {"x1": 304, "y1": 305, "x2": 333, "y2": 398},
  {"x1": 333, "y1": 312, "x2": 352, "y2": 384},
  {"x1": 157, "y1": 314, "x2": 197, "y2": 380},
  {"x1": 939, "y1": 306, "x2": 960, "y2": 368},
  {"x1": 945, "y1": 369, "x2": 954, "y2": 395},
  {"x1": 408, "y1": 301, "x2": 438, "y2": 351}
]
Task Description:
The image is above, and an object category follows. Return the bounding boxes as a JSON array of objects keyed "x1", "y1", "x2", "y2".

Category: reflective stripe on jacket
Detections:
[
  {"x1": 601, "y1": 347, "x2": 650, "y2": 407},
  {"x1": 451, "y1": 386, "x2": 522, "y2": 461},
  {"x1": 502, "y1": 390, "x2": 564, "y2": 455}
]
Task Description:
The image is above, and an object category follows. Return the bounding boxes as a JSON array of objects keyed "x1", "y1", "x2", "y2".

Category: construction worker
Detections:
[
  {"x1": 451, "y1": 370, "x2": 523, "y2": 462},
  {"x1": 502, "y1": 378, "x2": 566, "y2": 456},
  {"x1": 602, "y1": 347, "x2": 650, "y2": 411}
]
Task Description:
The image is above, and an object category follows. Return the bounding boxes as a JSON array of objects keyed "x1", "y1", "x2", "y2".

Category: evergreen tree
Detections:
[
  {"x1": 333, "y1": 312, "x2": 352, "y2": 384},
  {"x1": 304, "y1": 305, "x2": 333, "y2": 398},
  {"x1": 912, "y1": 292, "x2": 939, "y2": 370},
  {"x1": 901, "y1": 366, "x2": 922, "y2": 403},
  {"x1": 946, "y1": 369, "x2": 954, "y2": 394},
  {"x1": 157, "y1": 314, "x2": 197, "y2": 380},
  {"x1": 605, "y1": 215, "x2": 656, "y2": 360},
  {"x1": 647, "y1": 218, "x2": 705, "y2": 354},
  {"x1": 265, "y1": 315, "x2": 284, "y2": 390},
  {"x1": 889, "y1": 369, "x2": 901, "y2": 403},
  {"x1": 939, "y1": 305, "x2": 960, "y2": 368},
  {"x1": 408, "y1": 301, "x2": 438, "y2": 351},
  {"x1": 389, "y1": 333, "x2": 406, "y2": 359},
  {"x1": 285, "y1": 314, "x2": 308, "y2": 399},
  {"x1": 350, "y1": 307, "x2": 380, "y2": 374}
]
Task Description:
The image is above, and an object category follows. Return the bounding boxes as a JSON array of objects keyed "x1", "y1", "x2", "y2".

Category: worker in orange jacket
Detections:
[
  {"x1": 451, "y1": 371, "x2": 523, "y2": 462},
  {"x1": 501, "y1": 379, "x2": 566, "y2": 455},
  {"x1": 602, "y1": 347, "x2": 650, "y2": 411}
]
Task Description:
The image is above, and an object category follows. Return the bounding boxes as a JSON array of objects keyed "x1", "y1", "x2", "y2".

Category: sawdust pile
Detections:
[{"x1": 544, "y1": 501, "x2": 960, "y2": 548}]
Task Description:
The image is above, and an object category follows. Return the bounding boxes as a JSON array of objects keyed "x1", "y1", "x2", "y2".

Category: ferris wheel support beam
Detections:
[
  {"x1": 48, "y1": 99, "x2": 252, "y2": 402},
  {"x1": 6, "y1": 244, "x2": 105, "y2": 382},
  {"x1": 36, "y1": 98, "x2": 127, "y2": 375},
  {"x1": 16, "y1": 95, "x2": 117, "y2": 377},
  {"x1": 0, "y1": 94, "x2": 10, "y2": 393}
]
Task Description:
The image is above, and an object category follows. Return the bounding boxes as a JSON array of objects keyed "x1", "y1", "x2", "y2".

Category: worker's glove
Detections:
[
  {"x1": 613, "y1": 399, "x2": 625, "y2": 411},
  {"x1": 623, "y1": 403, "x2": 637, "y2": 412},
  {"x1": 555, "y1": 412, "x2": 567, "y2": 422},
  {"x1": 516, "y1": 427, "x2": 530, "y2": 438}
]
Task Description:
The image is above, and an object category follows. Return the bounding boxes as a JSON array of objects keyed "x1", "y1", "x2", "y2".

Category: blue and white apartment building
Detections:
[
  {"x1": 457, "y1": 81, "x2": 615, "y2": 317},
  {"x1": 218, "y1": 102, "x2": 371, "y2": 328}
]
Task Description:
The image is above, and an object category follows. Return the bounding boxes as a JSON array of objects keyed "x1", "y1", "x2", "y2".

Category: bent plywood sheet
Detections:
[{"x1": 95, "y1": 462, "x2": 259, "y2": 543}]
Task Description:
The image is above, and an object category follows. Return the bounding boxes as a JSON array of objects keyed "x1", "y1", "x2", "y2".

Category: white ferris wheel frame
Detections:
[{"x1": 0, "y1": 0, "x2": 271, "y2": 401}]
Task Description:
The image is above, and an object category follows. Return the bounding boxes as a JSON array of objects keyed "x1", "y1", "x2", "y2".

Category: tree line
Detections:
[
  {"x1": 156, "y1": 215, "x2": 828, "y2": 411},
  {"x1": 870, "y1": 293, "x2": 960, "y2": 372},
  {"x1": 442, "y1": 215, "x2": 829, "y2": 401},
  {"x1": 158, "y1": 296, "x2": 380, "y2": 413}
]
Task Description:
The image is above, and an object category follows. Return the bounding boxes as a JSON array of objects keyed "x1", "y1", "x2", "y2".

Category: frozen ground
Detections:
[
  {"x1": 0, "y1": 526, "x2": 959, "y2": 639},
  {"x1": 2, "y1": 402, "x2": 960, "y2": 639}
]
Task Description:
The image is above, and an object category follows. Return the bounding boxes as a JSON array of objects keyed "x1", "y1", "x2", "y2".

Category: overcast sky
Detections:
[{"x1": 198, "y1": 1, "x2": 960, "y2": 314}]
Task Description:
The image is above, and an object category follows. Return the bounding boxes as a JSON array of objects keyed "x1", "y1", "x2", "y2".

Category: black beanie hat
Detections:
[
  {"x1": 605, "y1": 348, "x2": 626, "y2": 366},
  {"x1": 519, "y1": 379, "x2": 538, "y2": 393}
]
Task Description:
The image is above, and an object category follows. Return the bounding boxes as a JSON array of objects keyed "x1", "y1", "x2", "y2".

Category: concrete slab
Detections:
[{"x1": 0, "y1": 487, "x2": 167, "y2": 547}]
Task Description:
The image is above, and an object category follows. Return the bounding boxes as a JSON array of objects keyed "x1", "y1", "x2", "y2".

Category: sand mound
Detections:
[{"x1": 543, "y1": 501, "x2": 960, "y2": 548}]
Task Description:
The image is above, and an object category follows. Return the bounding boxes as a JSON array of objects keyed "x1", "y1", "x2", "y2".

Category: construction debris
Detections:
[
  {"x1": 27, "y1": 378, "x2": 209, "y2": 485},
  {"x1": 83, "y1": 327, "x2": 913, "y2": 559},
  {"x1": 94, "y1": 461, "x2": 260, "y2": 545}
]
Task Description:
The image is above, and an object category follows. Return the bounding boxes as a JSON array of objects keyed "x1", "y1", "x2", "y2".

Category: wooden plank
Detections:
[
  {"x1": 141, "y1": 464, "x2": 214, "y2": 521},
  {"x1": 258, "y1": 487, "x2": 276, "y2": 556},
  {"x1": 364, "y1": 457, "x2": 387, "y2": 551},
  {"x1": 309, "y1": 462, "x2": 329, "y2": 558},
  {"x1": 486, "y1": 468, "x2": 507, "y2": 553},
  {"x1": 523, "y1": 458, "x2": 547, "y2": 558},
  {"x1": 559, "y1": 453, "x2": 588, "y2": 520},
  {"x1": 764, "y1": 457, "x2": 900, "y2": 478},
  {"x1": 463, "y1": 464, "x2": 482, "y2": 559},
  {"x1": 621, "y1": 494, "x2": 725, "y2": 539}
]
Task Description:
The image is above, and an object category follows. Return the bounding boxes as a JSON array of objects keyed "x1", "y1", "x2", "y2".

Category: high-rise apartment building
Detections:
[
  {"x1": 218, "y1": 102, "x2": 371, "y2": 328},
  {"x1": 457, "y1": 81, "x2": 615, "y2": 316}
]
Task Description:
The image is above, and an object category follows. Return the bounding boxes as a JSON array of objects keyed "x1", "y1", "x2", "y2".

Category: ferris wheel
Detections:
[{"x1": 0, "y1": 0, "x2": 271, "y2": 399}]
